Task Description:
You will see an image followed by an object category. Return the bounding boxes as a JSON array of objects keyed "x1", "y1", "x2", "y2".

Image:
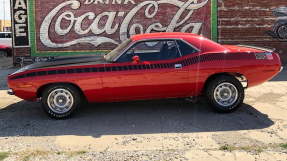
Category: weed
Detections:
[
  {"x1": 279, "y1": 143, "x2": 287, "y2": 149},
  {"x1": 219, "y1": 144, "x2": 235, "y2": 152},
  {"x1": 67, "y1": 150, "x2": 87, "y2": 158},
  {"x1": 219, "y1": 144, "x2": 264, "y2": 154},
  {"x1": 0, "y1": 152, "x2": 9, "y2": 161},
  {"x1": 21, "y1": 150, "x2": 48, "y2": 161}
]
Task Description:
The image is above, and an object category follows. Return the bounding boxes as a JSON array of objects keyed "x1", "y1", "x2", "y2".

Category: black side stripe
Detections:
[{"x1": 10, "y1": 53, "x2": 255, "y2": 80}]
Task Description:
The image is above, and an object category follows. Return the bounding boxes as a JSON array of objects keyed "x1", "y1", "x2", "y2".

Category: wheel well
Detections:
[
  {"x1": 203, "y1": 72, "x2": 248, "y2": 93},
  {"x1": 37, "y1": 82, "x2": 86, "y2": 99}
]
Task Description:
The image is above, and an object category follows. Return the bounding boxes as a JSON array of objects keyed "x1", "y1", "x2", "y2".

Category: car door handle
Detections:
[{"x1": 174, "y1": 64, "x2": 182, "y2": 69}]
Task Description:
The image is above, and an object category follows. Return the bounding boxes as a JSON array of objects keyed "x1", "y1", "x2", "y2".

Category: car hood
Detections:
[{"x1": 23, "y1": 56, "x2": 108, "y2": 71}]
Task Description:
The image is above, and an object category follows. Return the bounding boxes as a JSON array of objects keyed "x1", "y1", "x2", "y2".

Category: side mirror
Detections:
[{"x1": 132, "y1": 55, "x2": 140, "y2": 64}]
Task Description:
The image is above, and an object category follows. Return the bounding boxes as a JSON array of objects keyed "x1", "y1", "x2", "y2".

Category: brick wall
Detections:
[
  {"x1": 12, "y1": 0, "x2": 287, "y2": 64},
  {"x1": 218, "y1": 0, "x2": 287, "y2": 64}
]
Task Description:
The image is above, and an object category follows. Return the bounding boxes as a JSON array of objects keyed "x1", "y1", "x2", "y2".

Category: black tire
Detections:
[
  {"x1": 205, "y1": 75, "x2": 244, "y2": 113},
  {"x1": 275, "y1": 23, "x2": 287, "y2": 39},
  {"x1": 41, "y1": 84, "x2": 82, "y2": 119}
]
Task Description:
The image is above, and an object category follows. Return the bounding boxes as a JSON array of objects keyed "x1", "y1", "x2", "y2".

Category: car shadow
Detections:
[
  {"x1": 270, "y1": 66, "x2": 286, "y2": 81},
  {"x1": 0, "y1": 68, "x2": 18, "y2": 90},
  {"x1": 0, "y1": 99, "x2": 274, "y2": 138}
]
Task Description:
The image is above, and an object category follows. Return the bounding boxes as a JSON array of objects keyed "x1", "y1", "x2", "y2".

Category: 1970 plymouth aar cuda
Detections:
[{"x1": 7, "y1": 33, "x2": 282, "y2": 118}]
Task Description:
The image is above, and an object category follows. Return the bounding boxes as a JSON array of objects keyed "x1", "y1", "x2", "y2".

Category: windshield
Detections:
[{"x1": 104, "y1": 39, "x2": 132, "y2": 62}]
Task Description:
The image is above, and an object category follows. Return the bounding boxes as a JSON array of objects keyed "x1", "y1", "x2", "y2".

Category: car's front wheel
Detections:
[
  {"x1": 41, "y1": 84, "x2": 82, "y2": 118},
  {"x1": 206, "y1": 75, "x2": 244, "y2": 112}
]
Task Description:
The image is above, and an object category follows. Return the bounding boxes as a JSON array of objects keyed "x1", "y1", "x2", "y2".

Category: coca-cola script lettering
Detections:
[{"x1": 34, "y1": 0, "x2": 212, "y2": 54}]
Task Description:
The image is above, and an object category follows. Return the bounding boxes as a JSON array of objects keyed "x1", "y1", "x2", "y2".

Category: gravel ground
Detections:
[{"x1": 0, "y1": 57, "x2": 286, "y2": 160}]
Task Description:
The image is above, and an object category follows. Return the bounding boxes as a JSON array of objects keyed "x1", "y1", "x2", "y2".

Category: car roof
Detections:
[
  {"x1": 131, "y1": 32, "x2": 227, "y2": 53},
  {"x1": 131, "y1": 32, "x2": 202, "y2": 41}
]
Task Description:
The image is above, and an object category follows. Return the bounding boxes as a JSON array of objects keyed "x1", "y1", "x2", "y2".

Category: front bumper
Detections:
[{"x1": 7, "y1": 89, "x2": 14, "y2": 95}]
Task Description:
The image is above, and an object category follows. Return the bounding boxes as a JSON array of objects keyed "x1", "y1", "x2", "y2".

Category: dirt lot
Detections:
[{"x1": 0, "y1": 57, "x2": 286, "y2": 161}]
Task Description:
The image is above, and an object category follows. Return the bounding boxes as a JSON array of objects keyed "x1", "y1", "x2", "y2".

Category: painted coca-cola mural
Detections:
[{"x1": 22, "y1": 0, "x2": 216, "y2": 56}]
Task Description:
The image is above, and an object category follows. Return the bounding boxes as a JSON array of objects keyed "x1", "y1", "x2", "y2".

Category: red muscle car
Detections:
[{"x1": 7, "y1": 33, "x2": 282, "y2": 118}]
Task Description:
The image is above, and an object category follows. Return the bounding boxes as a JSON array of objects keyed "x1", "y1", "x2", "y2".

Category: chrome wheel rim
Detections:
[
  {"x1": 47, "y1": 88, "x2": 74, "y2": 114},
  {"x1": 213, "y1": 82, "x2": 238, "y2": 107}
]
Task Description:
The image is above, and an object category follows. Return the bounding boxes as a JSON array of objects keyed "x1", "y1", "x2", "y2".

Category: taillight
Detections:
[{"x1": 255, "y1": 52, "x2": 273, "y2": 60}]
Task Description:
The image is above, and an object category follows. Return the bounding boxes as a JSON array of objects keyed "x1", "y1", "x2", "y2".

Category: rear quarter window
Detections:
[{"x1": 176, "y1": 40, "x2": 198, "y2": 56}]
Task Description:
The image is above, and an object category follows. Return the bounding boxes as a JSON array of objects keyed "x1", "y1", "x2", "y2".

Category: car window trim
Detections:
[
  {"x1": 113, "y1": 38, "x2": 200, "y2": 62},
  {"x1": 114, "y1": 39, "x2": 174, "y2": 62},
  {"x1": 175, "y1": 40, "x2": 183, "y2": 57},
  {"x1": 116, "y1": 39, "x2": 180, "y2": 63}
]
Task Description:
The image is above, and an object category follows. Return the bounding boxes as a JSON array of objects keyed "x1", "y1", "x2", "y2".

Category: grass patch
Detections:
[
  {"x1": 279, "y1": 143, "x2": 287, "y2": 149},
  {"x1": 240, "y1": 146, "x2": 263, "y2": 153},
  {"x1": 20, "y1": 150, "x2": 88, "y2": 160},
  {"x1": 21, "y1": 150, "x2": 48, "y2": 161},
  {"x1": 219, "y1": 144, "x2": 235, "y2": 152},
  {"x1": 67, "y1": 150, "x2": 87, "y2": 158},
  {"x1": 75, "y1": 150, "x2": 87, "y2": 155},
  {"x1": 219, "y1": 144, "x2": 263, "y2": 154},
  {"x1": 0, "y1": 152, "x2": 9, "y2": 161}
]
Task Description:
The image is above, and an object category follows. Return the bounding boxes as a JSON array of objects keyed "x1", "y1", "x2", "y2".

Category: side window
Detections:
[
  {"x1": 162, "y1": 40, "x2": 181, "y2": 60},
  {"x1": 117, "y1": 40, "x2": 181, "y2": 62},
  {"x1": 176, "y1": 40, "x2": 198, "y2": 56}
]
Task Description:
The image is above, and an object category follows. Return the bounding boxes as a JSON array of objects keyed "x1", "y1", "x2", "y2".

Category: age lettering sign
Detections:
[
  {"x1": 30, "y1": 0, "x2": 215, "y2": 56},
  {"x1": 12, "y1": 0, "x2": 30, "y2": 47}
]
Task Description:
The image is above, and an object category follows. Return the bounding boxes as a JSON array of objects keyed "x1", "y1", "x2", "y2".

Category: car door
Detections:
[
  {"x1": 100, "y1": 61, "x2": 151, "y2": 101},
  {"x1": 101, "y1": 39, "x2": 195, "y2": 101},
  {"x1": 138, "y1": 40, "x2": 192, "y2": 98},
  {"x1": 100, "y1": 40, "x2": 152, "y2": 101}
]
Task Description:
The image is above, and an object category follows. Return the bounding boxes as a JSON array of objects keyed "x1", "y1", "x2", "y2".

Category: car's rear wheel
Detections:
[
  {"x1": 41, "y1": 84, "x2": 82, "y2": 118},
  {"x1": 206, "y1": 75, "x2": 244, "y2": 112}
]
